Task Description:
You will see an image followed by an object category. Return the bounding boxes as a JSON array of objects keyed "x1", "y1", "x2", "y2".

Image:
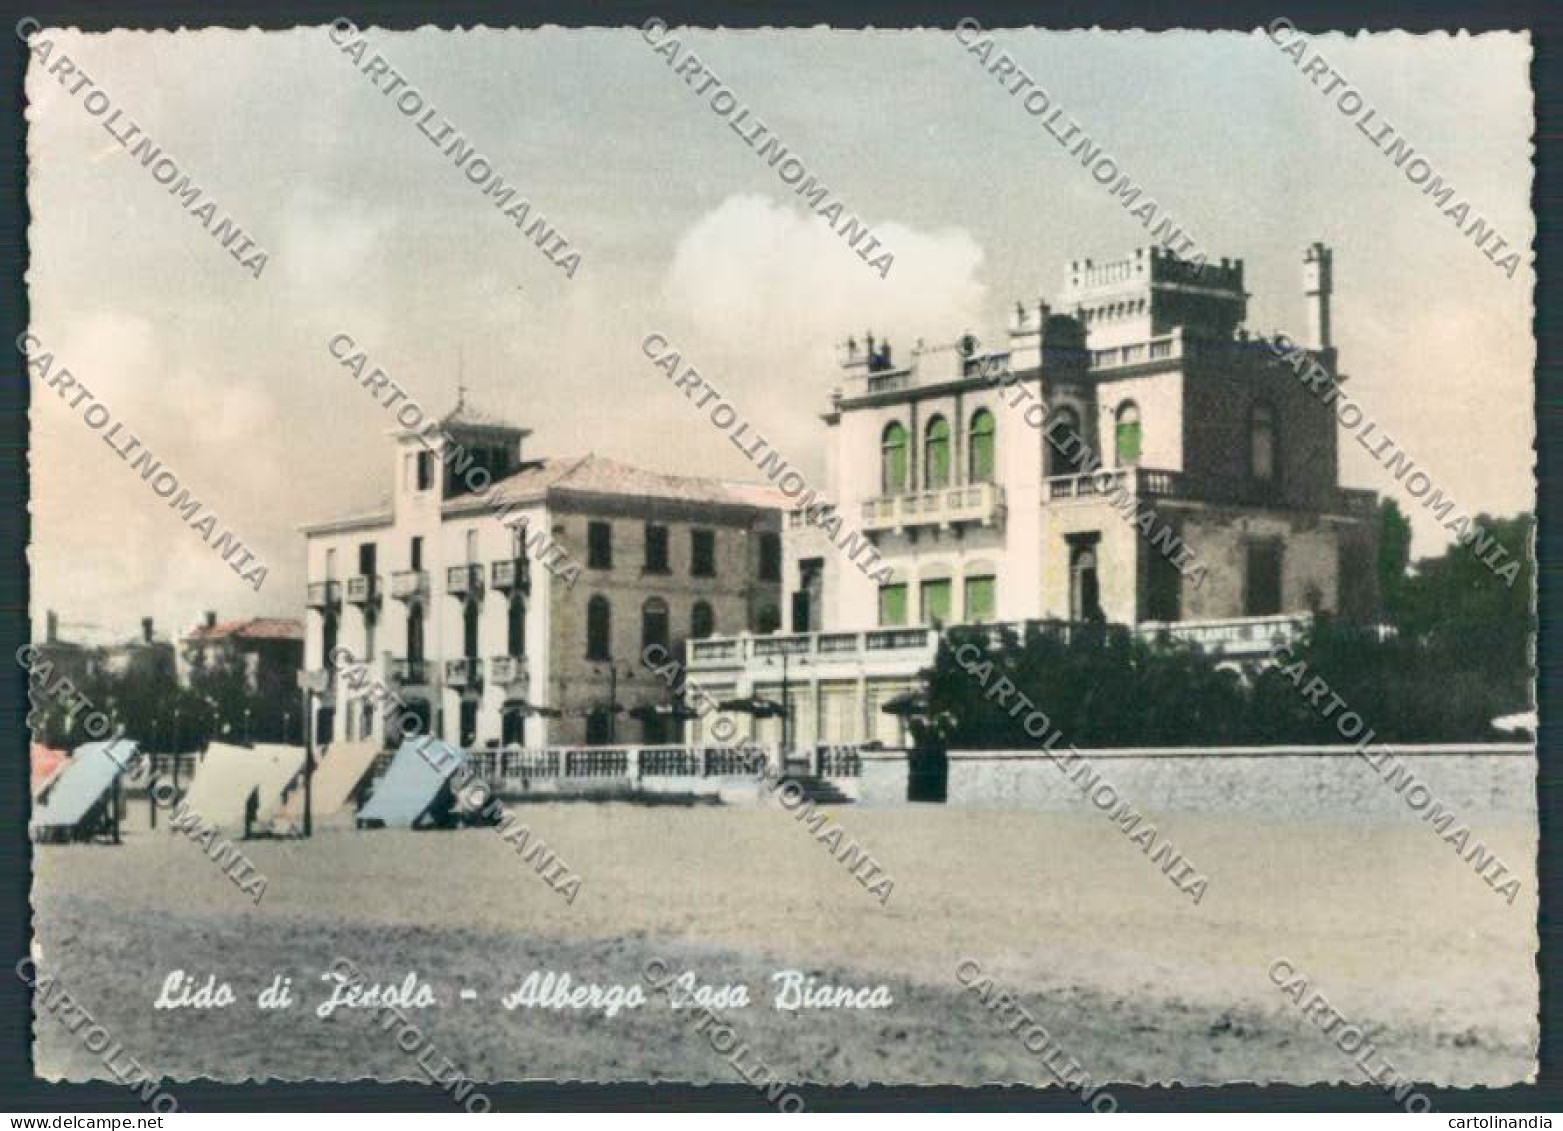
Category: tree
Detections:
[{"x1": 1378, "y1": 499, "x2": 1413, "y2": 611}]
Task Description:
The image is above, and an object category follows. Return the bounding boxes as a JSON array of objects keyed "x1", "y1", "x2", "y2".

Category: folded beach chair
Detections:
[
  {"x1": 356, "y1": 738, "x2": 466, "y2": 829},
  {"x1": 270, "y1": 739, "x2": 381, "y2": 834},
  {"x1": 30, "y1": 743, "x2": 68, "y2": 798},
  {"x1": 180, "y1": 742, "x2": 301, "y2": 833},
  {"x1": 30, "y1": 739, "x2": 138, "y2": 843}
]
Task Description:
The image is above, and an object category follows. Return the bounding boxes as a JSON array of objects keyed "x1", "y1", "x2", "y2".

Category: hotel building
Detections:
[
  {"x1": 301, "y1": 401, "x2": 784, "y2": 748},
  {"x1": 684, "y1": 243, "x2": 1382, "y2": 749}
]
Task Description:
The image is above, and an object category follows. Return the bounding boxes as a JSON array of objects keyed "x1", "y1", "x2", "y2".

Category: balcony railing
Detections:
[
  {"x1": 390, "y1": 570, "x2": 429, "y2": 603},
  {"x1": 305, "y1": 580, "x2": 341, "y2": 610},
  {"x1": 860, "y1": 481, "x2": 1006, "y2": 533},
  {"x1": 688, "y1": 626, "x2": 939, "y2": 670},
  {"x1": 445, "y1": 657, "x2": 483, "y2": 688},
  {"x1": 447, "y1": 564, "x2": 484, "y2": 599},
  {"x1": 1046, "y1": 468, "x2": 1375, "y2": 517},
  {"x1": 491, "y1": 558, "x2": 530, "y2": 593},
  {"x1": 345, "y1": 574, "x2": 379, "y2": 606},
  {"x1": 389, "y1": 658, "x2": 429, "y2": 684},
  {"x1": 489, "y1": 654, "x2": 529, "y2": 686}
]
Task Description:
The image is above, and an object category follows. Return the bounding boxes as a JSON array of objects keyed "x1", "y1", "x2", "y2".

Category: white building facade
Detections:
[
  {"x1": 302, "y1": 404, "x2": 783, "y2": 749},
  {"x1": 685, "y1": 244, "x2": 1381, "y2": 749}
]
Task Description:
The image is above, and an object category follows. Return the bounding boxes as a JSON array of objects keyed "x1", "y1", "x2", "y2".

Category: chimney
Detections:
[
  {"x1": 205, "y1": 610, "x2": 217, "y2": 629},
  {"x1": 141, "y1": 617, "x2": 154, "y2": 644},
  {"x1": 1304, "y1": 242, "x2": 1333, "y2": 350},
  {"x1": 45, "y1": 610, "x2": 57, "y2": 644}
]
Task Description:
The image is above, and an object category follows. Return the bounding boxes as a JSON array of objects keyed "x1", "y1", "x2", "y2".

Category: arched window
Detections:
[
  {"x1": 690, "y1": 600, "x2": 715, "y2": 640},
  {"x1": 1114, "y1": 402, "x2": 1142, "y2": 467},
  {"x1": 881, "y1": 421, "x2": 909, "y2": 494},
  {"x1": 586, "y1": 595, "x2": 611, "y2": 660},
  {"x1": 1251, "y1": 402, "x2": 1277, "y2": 482},
  {"x1": 1047, "y1": 406, "x2": 1085, "y2": 476},
  {"x1": 968, "y1": 409, "x2": 996, "y2": 483},
  {"x1": 924, "y1": 416, "x2": 951, "y2": 489},
  {"x1": 641, "y1": 597, "x2": 669, "y2": 655}
]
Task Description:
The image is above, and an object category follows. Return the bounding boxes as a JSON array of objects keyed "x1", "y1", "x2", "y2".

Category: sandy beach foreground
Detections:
[{"x1": 29, "y1": 804, "x2": 1536, "y2": 1089}]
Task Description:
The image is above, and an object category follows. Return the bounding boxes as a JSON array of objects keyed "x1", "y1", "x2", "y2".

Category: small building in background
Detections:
[{"x1": 180, "y1": 613, "x2": 305, "y2": 692}]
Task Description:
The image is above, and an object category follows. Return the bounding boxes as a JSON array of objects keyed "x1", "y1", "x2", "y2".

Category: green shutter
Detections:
[
  {"x1": 878, "y1": 583, "x2": 907, "y2": 627},
  {"x1": 964, "y1": 575, "x2": 996, "y2": 623},
  {"x1": 921, "y1": 579, "x2": 952, "y2": 625},
  {"x1": 1116, "y1": 420, "x2": 1141, "y2": 465},
  {"x1": 969, "y1": 411, "x2": 995, "y2": 482},
  {"x1": 926, "y1": 418, "x2": 951, "y2": 488}
]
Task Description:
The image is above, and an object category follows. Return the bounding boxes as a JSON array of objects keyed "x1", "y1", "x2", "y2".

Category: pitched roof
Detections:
[
  {"x1": 465, "y1": 454, "x2": 790, "y2": 511},
  {"x1": 186, "y1": 617, "x2": 304, "y2": 643}
]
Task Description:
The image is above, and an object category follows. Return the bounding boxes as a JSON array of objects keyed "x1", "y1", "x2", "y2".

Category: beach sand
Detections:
[{"x1": 29, "y1": 803, "x2": 1537, "y2": 1090}]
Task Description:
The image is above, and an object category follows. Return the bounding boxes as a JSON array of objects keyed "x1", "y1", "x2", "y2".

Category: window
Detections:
[
  {"x1": 507, "y1": 595, "x2": 526, "y2": 656},
  {"x1": 691, "y1": 529, "x2": 716, "y2": 577},
  {"x1": 755, "y1": 604, "x2": 781, "y2": 633},
  {"x1": 410, "y1": 536, "x2": 423, "y2": 572},
  {"x1": 924, "y1": 416, "x2": 951, "y2": 489},
  {"x1": 325, "y1": 548, "x2": 337, "y2": 580},
  {"x1": 586, "y1": 595, "x2": 611, "y2": 660},
  {"x1": 641, "y1": 597, "x2": 670, "y2": 655},
  {"x1": 588, "y1": 521, "x2": 612, "y2": 570},
  {"x1": 878, "y1": 583, "x2": 908, "y2": 627},
  {"x1": 359, "y1": 701, "x2": 374, "y2": 742},
  {"x1": 1069, "y1": 537, "x2": 1103, "y2": 622},
  {"x1": 881, "y1": 421, "x2": 909, "y2": 494},
  {"x1": 691, "y1": 601, "x2": 715, "y2": 640},
  {"x1": 643, "y1": 523, "x2": 670, "y2": 573},
  {"x1": 968, "y1": 409, "x2": 996, "y2": 483},
  {"x1": 463, "y1": 601, "x2": 479, "y2": 659},
  {"x1": 1245, "y1": 542, "x2": 1284, "y2": 616},
  {"x1": 1147, "y1": 543, "x2": 1181, "y2": 622},
  {"x1": 585, "y1": 708, "x2": 613, "y2": 746},
  {"x1": 758, "y1": 532, "x2": 782, "y2": 581},
  {"x1": 459, "y1": 700, "x2": 478, "y2": 748},
  {"x1": 964, "y1": 575, "x2": 996, "y2": 623},
  {"x1": 357, "y1": 542, "x2": 375, "y2": 576},
  {"x1": 1047, "y1": 406, "x2": 1087, "y2": 476},
  {"x1": 416, "y1": 451, "x2": 435, "y2": 491},
  {"x1": 406, "y1": 606, "x2": 423, "y2": 662},
  {"x1": 794, "y1": 558, "x2": 823, "y2": 632},
  {"x1": 920, "y1": 578, "x2": 953, "y2": 625},
  {"x1": 1114, "y1": 402, "x2": 1142, "y2": 467},
  {"x1": 502, "y1": 709, "x2": 524, "y2": 746},
  {"x1": 1251, "y1": 402, "x2": 1277, "y2": 483}
]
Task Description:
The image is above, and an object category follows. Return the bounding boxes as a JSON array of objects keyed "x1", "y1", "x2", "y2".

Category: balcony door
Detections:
[{"x1": 1068, "y1": 535, "x2": 1103, "y2": 622}]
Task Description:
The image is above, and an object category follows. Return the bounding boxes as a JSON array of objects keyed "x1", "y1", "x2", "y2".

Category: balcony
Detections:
[
  {"x1": 688, "y1": 626, "x2": 940, "y2": 671},
  {"x1": 390, "y1": 570, "x2": 429, "y2": 603},
  {"x1": 447, "y1": 564, "x2": 484, "y2": 600},
  {"x1": 1045, "y1": 468, "x2": 1377, "y2": 517},
  {"x1": 345, "y1": 574, "x2": 379, "y2": 606},
  {"x1": 491, "y1": 558, "x2": 530, "y2": 593},
  {"x1": 489, "y1": 654, "x2": 530, "y2": 687},
  {"x1": 445, "y1": 657, "x2": 483, "y2": 689},
  {"x1": 389, "y1": 658, "x2": 430, "y2": 685},
  {"x1": 305, "y1": 580, "x2": 341, "y2": 610},
  {"x1": 860, "y1": 481, "x2": 1006, "y2": 534}
]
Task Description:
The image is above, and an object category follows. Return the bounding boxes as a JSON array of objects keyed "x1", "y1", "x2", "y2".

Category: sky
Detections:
[{"x1": 24, "y1": 25, "x2": 1534, "y2": 643}]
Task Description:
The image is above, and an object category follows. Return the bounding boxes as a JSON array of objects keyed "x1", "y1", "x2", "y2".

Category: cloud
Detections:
[
  {"x1": 663, "y1": 194, "x2": 987, "y2": 363},
  {"x1": 652, "y1": 194, "x2": 988, "y2": 478}
]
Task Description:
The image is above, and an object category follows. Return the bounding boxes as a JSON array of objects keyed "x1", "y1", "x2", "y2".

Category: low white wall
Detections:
[
  {"x1": 947, "y1": 744, "x2": 1535, "y2": 818},
  {"x1": 858, "y1": 751, "x2": 910, "y2": 808}
]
